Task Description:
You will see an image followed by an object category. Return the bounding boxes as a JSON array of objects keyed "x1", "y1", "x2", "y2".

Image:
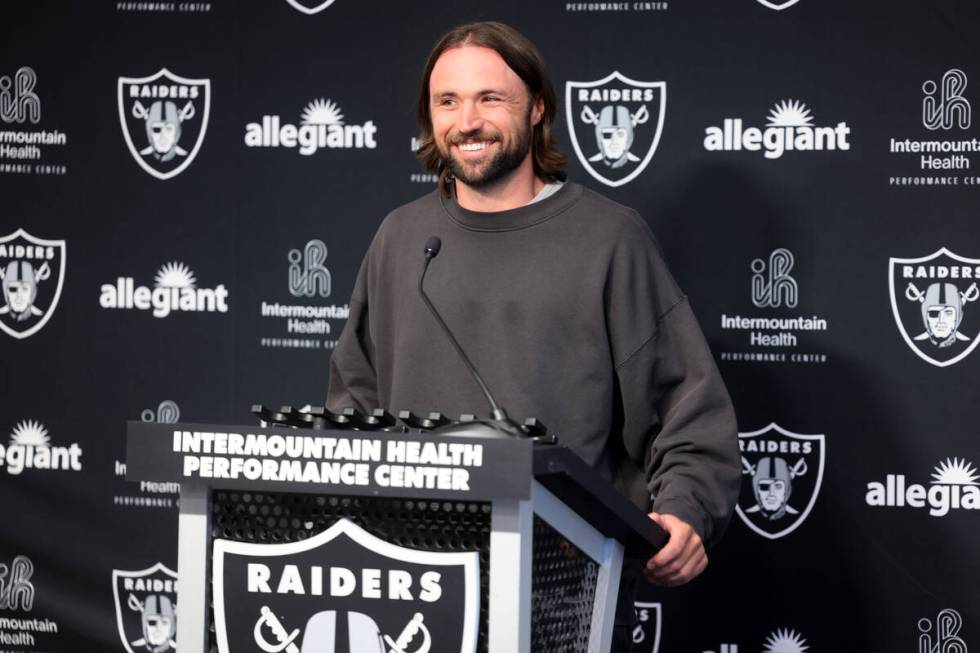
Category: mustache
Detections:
[{"x1": 447, "y1": 130, "x2": 501, "y2": 145}]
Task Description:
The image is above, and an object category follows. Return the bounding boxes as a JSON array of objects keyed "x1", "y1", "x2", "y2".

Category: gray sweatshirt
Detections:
[{"x1": 327, "y1": 182, "x2": 739, "y2": 547}]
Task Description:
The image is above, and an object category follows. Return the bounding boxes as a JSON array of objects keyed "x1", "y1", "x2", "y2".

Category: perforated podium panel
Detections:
[{"x1": 531, "y1": 515, "x2": 599, "y2": 652}]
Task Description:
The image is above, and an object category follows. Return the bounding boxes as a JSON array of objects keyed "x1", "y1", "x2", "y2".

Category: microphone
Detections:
[{"x1": 418, "y1": 236, "x2": 525, "y2": 438}]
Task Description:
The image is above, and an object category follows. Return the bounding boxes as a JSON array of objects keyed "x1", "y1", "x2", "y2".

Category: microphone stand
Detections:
[{"x1": 419, "y1": 237, "x2": 526, "y2": 439}]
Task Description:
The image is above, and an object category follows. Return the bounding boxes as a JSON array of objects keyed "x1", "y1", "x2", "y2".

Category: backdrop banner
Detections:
[{"x1": 1, "y1": 1, "x2": 978, "y2": 651}]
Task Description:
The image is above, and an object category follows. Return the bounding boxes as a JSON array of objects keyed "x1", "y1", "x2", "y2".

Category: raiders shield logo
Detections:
[
  {"x1": 285, "y1": 0, "x2": 337, "y2": 13},
  {"x1": 756, "y1": 0, "x2": 801, "y2": 9},
  {"x1": 630, "y1": 601, "x2": 661, "y2": 653},
  {"x1": 213, "y1": 519, "x2": 479, "y2": 653},
  {"x1": 890, "y1": 248, "x2": 980, "y2": 367},
  {"x1": 735, "y1": 424, "x2": 825, "y2": 540},
  {"x1": 0, "y1": 228, "x2": 65, "y2": 340},
  {"x1": 112, "y1": 562, "x2": 178, "y2": 653},
  {"x1": 118, "y1": 68, "x2": 211, "y2": 180},
  {"x1": 565, "y1": 71, "x2": 666, "y2": 187}
]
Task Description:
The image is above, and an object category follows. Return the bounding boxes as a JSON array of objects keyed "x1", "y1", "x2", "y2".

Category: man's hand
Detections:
[{"x1": 643, "y1": 512, "x2": 707, "y2": 587}]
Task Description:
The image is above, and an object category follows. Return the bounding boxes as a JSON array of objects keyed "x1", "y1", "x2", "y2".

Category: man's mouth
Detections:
[{"x1": 451, "y1": 137, "x2": 498, "y2": 158}]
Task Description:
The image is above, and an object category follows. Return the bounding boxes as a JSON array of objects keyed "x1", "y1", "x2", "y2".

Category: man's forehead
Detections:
[{"x1": 429, "y1": 45, "x2": 525, "y2": 95}]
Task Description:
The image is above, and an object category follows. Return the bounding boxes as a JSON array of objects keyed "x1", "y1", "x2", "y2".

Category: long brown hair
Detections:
[{"x1": 415, "y1": 21, "x2": 567, "y2": 196}]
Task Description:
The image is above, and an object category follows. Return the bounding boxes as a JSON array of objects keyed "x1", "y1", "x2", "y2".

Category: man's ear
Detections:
[{"x1": 531, "y1": 96, "x2": 545, "y2": 126}]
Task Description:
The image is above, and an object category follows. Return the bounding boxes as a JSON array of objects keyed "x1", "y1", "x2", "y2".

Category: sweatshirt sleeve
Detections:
[
  {"x1": 616, "y1": 298, "x2": 741, "y2": 548},
  {"x1": 605, "y1": 210, "x2": 740, "y2": 549},
  {"x1": 326, "y1": 248, "x2": 379, "y2": 413}
]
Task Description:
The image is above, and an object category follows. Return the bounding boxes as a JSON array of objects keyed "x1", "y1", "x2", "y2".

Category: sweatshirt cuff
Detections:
[{"x1": 650, "y1": 494, "x2": 712, "y2": 546}]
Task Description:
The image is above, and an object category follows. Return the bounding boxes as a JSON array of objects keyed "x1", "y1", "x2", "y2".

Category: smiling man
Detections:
[{"x1": 327, "y1": 21, "x2": 740, "y2": 651}]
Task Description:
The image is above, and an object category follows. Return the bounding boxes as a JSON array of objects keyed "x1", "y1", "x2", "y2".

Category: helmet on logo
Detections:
[
  {"x1": 140, "y1": 594, "x2": 176, "y2": 652},
  {"x1": 1, "y1": 261, "x2": 41, "y2": 321},
  {"x1": 921, "y1": 282, "x2": 963, "y2": 347},
  {"x1": 594, "y1": 105, "x2": 635, "y2": 169},
  {"x1": 145, "y1": 101, "x2": 183, "y2": 161},
  {"x1": 752, "y1": 456, "x2": 793, "y2": 520}
]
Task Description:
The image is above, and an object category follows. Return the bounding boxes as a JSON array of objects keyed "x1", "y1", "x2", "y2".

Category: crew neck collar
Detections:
[{"x1": 439, "y1": 182, "x2": 582, "y2": 232}]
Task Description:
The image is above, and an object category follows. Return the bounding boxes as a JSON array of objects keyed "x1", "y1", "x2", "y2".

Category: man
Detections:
[{"x1": 327, "y1": 21, "x2": 740, "y2": 649}]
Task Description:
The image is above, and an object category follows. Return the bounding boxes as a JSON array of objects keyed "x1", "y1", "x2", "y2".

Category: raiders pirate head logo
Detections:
[
  {"x1": 736, "y1": 424, "x2": 825, "y2": 540},
  {"x1": 213, "y1": 518, "x2": 479, "y2": 653},
  {"x1": 630, "y1": 601, "x2": 661, "y2": 653},
  {"x1": 0, "y1": 229, "x2": 65, "y2": 339},
  {"x1": 285, "y1": 0, "x2": 337, "y2": 13},
  {"x1": 566, "y1": 71, "x2": 666, "y2": 187},
  {"x1": 112, "y1": 562, "x2": 178, "y2": 653},
  {"x1": 118, "y1": 69, "x2": 210, "y2": 180},
  {"x1": 890, "y1": 248, "x2": 980, "y2": 367}
]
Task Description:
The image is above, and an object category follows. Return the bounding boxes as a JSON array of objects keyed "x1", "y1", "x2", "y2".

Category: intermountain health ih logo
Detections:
[
  {"x1": 213, "y1": 519, "x2": 479, "y2": 653},
  {"x1": 112, "y1": 563, "x2": 178, "y2": 653},
  {"x1": 923, "y1": 69, "x2": 971, "y2": 131},
  {"x1": 118, "y1": 68, "x2": 210, "y2": 180},
  {"x1": 565, "y1": 71, "x2": 666, "y2": 187},
  {"x1": 0, "y1": 228, "x2": 65, "y2": 339},
  {"x1": 889, "y1": 247, "x2": 980, "y2": 367},
  {"x1": 736, "y1": 423, "x2": 825, "y2": 540}
]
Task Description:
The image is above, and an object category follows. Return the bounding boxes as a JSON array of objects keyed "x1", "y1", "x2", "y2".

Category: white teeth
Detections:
[{"x1": 458, "y1": 141, "x2": 490, "y2": 151}]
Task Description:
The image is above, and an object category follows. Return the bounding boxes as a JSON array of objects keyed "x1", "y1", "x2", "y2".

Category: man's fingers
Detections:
[{"x1": 645, "y1": 550, "x2": 708, "y2": 586}]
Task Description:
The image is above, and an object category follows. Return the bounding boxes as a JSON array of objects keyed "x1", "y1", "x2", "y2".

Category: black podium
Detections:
[{"x1": 126, "y1": 420, "x2": 666, "y2": 653}]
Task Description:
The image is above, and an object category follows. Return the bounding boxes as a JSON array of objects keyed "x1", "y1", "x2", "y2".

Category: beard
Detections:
[{"x1": 441, "y1": 116, "x2": 533, "y2": 189}]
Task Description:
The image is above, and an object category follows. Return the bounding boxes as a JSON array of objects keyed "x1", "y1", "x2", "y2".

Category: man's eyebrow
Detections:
[{"x1": 431, "y1": 88, "x2": 511, "y2": 98}]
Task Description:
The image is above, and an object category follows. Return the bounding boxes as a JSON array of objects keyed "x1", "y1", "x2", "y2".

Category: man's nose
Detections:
[{"x1": 459, "y1": 101, "x2": 484, "y2": 134}]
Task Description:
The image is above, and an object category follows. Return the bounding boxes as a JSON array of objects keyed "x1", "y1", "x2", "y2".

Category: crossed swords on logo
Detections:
[
  {"x1": 579, "y1": 104, "x2": 649, "y2": 163},
  {"x1": 905, "y1": 281, "x2": 979, "y2": 341},
  {"x1": 130, "y1": 100, "x2": 195, "y2": 157},
  {"x1": 254, "y1": 605, "x2": 432, "y2": 653}
]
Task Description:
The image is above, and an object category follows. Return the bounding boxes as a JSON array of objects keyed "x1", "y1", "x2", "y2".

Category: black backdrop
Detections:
[{"x1": 2, "y1": 1, "x2": 979, "y2": 651}]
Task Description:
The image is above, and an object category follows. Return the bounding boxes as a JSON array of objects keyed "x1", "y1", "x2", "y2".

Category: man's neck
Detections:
[{"x1": 454, "y1": 157, "x2": 544, "y2": 212}]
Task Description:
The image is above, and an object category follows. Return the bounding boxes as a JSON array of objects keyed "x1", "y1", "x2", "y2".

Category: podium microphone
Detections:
[{"x1": 419, "y1": 236, "x2": 525, "y2": 438}]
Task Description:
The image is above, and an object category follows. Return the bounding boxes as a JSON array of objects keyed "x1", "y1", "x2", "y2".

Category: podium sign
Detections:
[{"x1": 127, "y1": 421, "x2": 533, "y2": 500}]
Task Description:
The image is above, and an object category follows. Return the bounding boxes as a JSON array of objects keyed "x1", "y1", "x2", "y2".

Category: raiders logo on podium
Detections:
[{"x1": 213, "y1": 518, "x2": 479, "y2": 653}]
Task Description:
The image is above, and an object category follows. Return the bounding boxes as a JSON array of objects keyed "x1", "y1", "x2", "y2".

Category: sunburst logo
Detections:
[
  {"x1": 932, "y1": 457, "x2": 980, "y2": 485},
  {"x1": 766, "y1": 100, "x2": 814, "y2": 127},
  {"x1": 704, "y1": 97, "x2": 850, "y2": 158},
  {"x1": 301, "y1": 98, "x2": 344, "y2": 126},
  {"x1": 154, "y1": 261, "x2": 196, "y2": 289},
  {"x1": 100, "y1": 260, "x2": 228, "y2": 317},
  {"x1": 10, "y1": 420, "x2": 50, "y2": 446},
  {"x1": 762, "y1": 628, "x2": 809, "y2": 653}
]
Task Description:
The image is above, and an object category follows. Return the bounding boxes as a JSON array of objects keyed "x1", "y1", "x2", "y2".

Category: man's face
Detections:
[
  {"x1": 600, "y1": 127, "x2": 629, "y2": 160},
  {"x1": 429, "y1": 46, "x2": 543, "y2": 189},
  {"x1": 5, "y1": 279, "x2": 33, "y2": 313},
  {"x1": 150, "y1": 121, "x2": 178, "y2": 154},
  {"x1": 758, "y1": 479, "x2": 786, "y2": 511},
  {"x1": 145, "y1": 614, "x2": 172, "y2": 646},
  {"x1": 926, "y1": 304, "x2": 958, "y2": 338}
]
